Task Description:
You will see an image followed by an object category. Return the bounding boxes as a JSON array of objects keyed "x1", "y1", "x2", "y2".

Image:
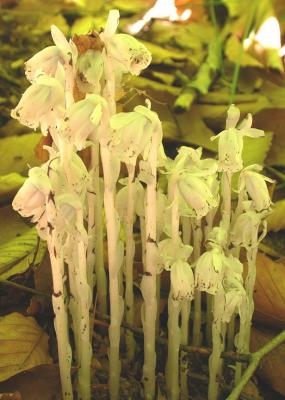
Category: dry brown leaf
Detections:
[
  {"x1": 0, "y1": 365, "x2": 61, "y2": 400},
  {"x1": 250, "y1": 327, "x2": 285, "y2": 396},
  {"x1": 0, "y1": 313, "x2": 52, "y2": 382},
  {"x1": 253, "y1": 253, "x2": 285, "y2": 328}
]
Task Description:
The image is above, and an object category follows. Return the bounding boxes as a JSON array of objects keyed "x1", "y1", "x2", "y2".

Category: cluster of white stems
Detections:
[{"x1": 11, "y1": 10, "x2": 272, "y2": 400}]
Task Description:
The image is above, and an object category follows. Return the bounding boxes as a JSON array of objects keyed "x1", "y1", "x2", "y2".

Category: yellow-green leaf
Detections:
[
  {"x1": 0, "y1": 207, "x2": 44, "y2": 279},
  {"x1": 0, "y1": 312, "x2": 52, "y2": 382},
  {"x1": 0, "y1": 133, "x2": 41, "y2": 176},
  {"x1": 0, "y1": 173, "x2": 26, "y2": 205},
  {"x1": 267, "y1": 200, "x2": 285, "y2": 232}
]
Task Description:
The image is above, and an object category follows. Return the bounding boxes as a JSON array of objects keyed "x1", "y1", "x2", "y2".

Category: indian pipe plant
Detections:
[{"x1": 11, "y1": 10, "x2": 273, "y2": 400}]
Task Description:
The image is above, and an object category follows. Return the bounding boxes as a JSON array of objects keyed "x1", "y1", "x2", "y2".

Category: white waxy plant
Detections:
[{"x1": 11, "y1": 12, "x2": 273, "y2": 400}]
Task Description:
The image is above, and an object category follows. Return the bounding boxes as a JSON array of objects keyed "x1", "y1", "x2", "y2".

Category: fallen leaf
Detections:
[
  {"x1": 253, "y1": 253, "x2": 285, "y2": 328},
  {"x1": 225, "y1": 35, "x2": 264, "y2": 68},
  {"x1": 0, "y1": 313, "x2": 52, "y2": 382},
  {"x1": 254, "y1": 109, "x2": 285, "y2": 166},
  {"x1": 0, "y1": 365, "x2": 61, "y2": 400},
  {"x1": 0, "y1": 173, "x2": 26, "y2": 205},
  {"x1": 267, "y1": 199, "x2": 285, "y2": 232},
  {"x1": 0, "y1": 134, "x2": 41, "y2": 176},
  {"x1": 250, "y1": 327, "x2": 285, "y2": 396},
  {"x1": 0, "y1": 207, "x2": 45, "y2": 280}
]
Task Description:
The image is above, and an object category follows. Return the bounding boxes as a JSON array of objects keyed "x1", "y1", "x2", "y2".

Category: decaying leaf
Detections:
[
  {"x1": 267, "y1": 199, "x2": 285, "y2": 232},
  {"x1": 0, "y1": 365, "x2": 61, "y2": 400},
  {"x1": 254, "y1": 109, "x2": 285, "y2": 166},
  {"x1": 251, "y1": 327, "x2": 285, "y2": 396},
  {"x1": 253, "y1": 253, "x2": 285, "y2": 328},
  {"x1": 0, "y1": 313, "x2": 52, "y2": 382}
]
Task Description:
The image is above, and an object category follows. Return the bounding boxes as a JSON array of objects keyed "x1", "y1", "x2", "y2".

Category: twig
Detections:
[
  {"x1": 94, "y1": 313, "x2": 251, "y2": 363},
  {"x1": 226, "y1": 330, "x2": 285, "y2": 400},
  {"x1": 0, "y1": 279, "x2": 50, "y2": 297}
]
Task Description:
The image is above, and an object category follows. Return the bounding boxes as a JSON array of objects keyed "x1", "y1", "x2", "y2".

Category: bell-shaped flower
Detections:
[
  {"x1": 195, "y1": 247, "x2": 226, "y2": 295},
  {"x1": 55, "y1": 192, "x2": 87, "y2": 242},
  {"x1": 158, "y1": 237, "x2": 192, "y2": 271},
  {"x1": 222, "y1": 255, "x2": 247, "y2": 323},
  {"x1": 170, "y1": 260, "x2": 194, "y2": 301},
  {"x1": 11, "y1": 74, "x2": 65, "y2": 135},
  {"x1": 109, "y1": 104, "x2": 162, "y2": 166},
  {"x1": 25, "y1": 25, "x2": 77, "y2": 82},
  {"x1": 230, "y1": 207, "x2": 264, "y2": 249},
  {"x1": 238, "y1": 165, "x2": 273, "y2": 212},
  {"x1": 63, "y1": 94, "x2": 107, "y2": 150},
  {"x1": 12, "y1": 167, "x2": 51, "y2": 230},
  {"x1": 76, "y1": 50, "x2": 104, "y2": 94},
  {"x1": 211, "y1": 105, "x2": 264, "y2": 172},
  {"x1": 100, "y1": 10, "x2": 151, "y2": 76},
  {"x1": 177, "y1": 173, "x2": 218, "y2": 219}
]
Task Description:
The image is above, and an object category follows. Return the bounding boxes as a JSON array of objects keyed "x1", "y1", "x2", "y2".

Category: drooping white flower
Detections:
[
  {"x1": 230, "y1": 206, "x2": 265, "y2": 249},
  {"x1": 158, "y1": 237, "x2": 192, "y2": 271},
  {"x1": 238, "y1": 165, "x2": 273, "y2": 212},
  {"x1": 12, "y1": 167, "x2": 52, "y2": 239},
  {"x1": 170, "y1": 260, "x2": 194, "y2": 301},
  {"x1": 195, "y1": 247, "x2": 226, "y2": 295},
  {"x1": 222, "y1": 255, "x2": 247, "y2": 323},
  {"x1": 11, "y1": 74, "x2": 65, "y2": 135},
  {"x1": 211, "y1": 105, "x2": 264, "y2": 172},
  {"x1": 109, "y1": 104, "x2": 162, "y2": 166},
  {"x1": 63, "y1": 94, "x2": 107, "y2": 150},
  {"x1": 177, "y1": 174, "x2": 218, "y2": 219},
  {"x1": 115, "y1": 179, "x2": 145, "y2": 223},
  {"x1": 100, "y1": 10, "x2": 151, "y2": 76},
  {"x1": 25, "y1": 25, "x2": 78, "y2": 82}
]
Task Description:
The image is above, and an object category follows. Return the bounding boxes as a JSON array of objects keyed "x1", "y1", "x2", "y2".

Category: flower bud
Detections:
[{"x1": 195, "y1": 248, "x2": 225, "y2": 294}]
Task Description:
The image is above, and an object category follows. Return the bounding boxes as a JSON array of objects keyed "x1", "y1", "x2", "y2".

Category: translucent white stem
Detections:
[
  {"x1": 180, "y1": 216, "x2": 191, "y2": 398},
  {"x1": 192, "y1": 218, "x2": 202, "y2": 346},
  {"x1": 166, "y1": 189, "x2": 180, "y2": 400},
  {"x1": 89, "y1": 140, "x2": 107, "y2": 315},
  {"x1": 101, "y1": 48, "x2": 123, "y2": 399},
  {"x1": 101, "y1": 147, "x2": 123, "y2": 400},
  {"x1": 221, "y1": 172, "x2": 232, "y2": 236},
  {"x1": 208, "y1": 290, "x2": 225, "y2": 400},
  {"x1": 180, "y1": 299, "x2": 191, "y2": 399},
  {"x1": 125, "y1": 164, "x2": 136, "y2": 361},
  {"x1": 76, "y1": 210, "x2": 91, "y2": 400},
  {"x1": 47, "y1": 229, "x2": 73, "y2": 400},
  {"x1": 141, "y1": 129, "x2": 159, "y2": 400}
]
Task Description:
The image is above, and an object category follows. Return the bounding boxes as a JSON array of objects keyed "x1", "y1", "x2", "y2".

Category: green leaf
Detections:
[
  {"x1": 0, "y1": 207, "x2": 45, "y2": 280},
  {"x1": 225, "y1": 35, "x2": 263, "y2": 68},
  {"x1": 71, "y1": 15, "x2": 107, "y2": 35},
  {"x1": 0, "y1": 133, "x2": 42, "y2": 176},
  {"x1": 0, "y1": 312, "x2": 52, "y2": 381},
  {"x1": 0, "y1": 173, "x2": 26, "y2": 205},
  {"x1": 242, "y1": 131, "x2": 273, "y2": 166},
  {"x1": 267, "y1": 200, "x2": 285, "y2": 232}
]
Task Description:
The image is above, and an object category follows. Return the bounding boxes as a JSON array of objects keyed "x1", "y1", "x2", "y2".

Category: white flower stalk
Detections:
[
  {"x1": 231, "y1": 201, "x2": 269, "y2": 384},
  {"x1": 96, "y1": 10, "x2": 151, "y2": 399},
  {"x1": 11, "y1": 74, "x2": 65, "y2": 135},
  {"x1": 211, "y1": 105, "x2": 264, "y2": 173},
  {"x1": 13, "y1": 167, "x2": 74, "y2": 400}
]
